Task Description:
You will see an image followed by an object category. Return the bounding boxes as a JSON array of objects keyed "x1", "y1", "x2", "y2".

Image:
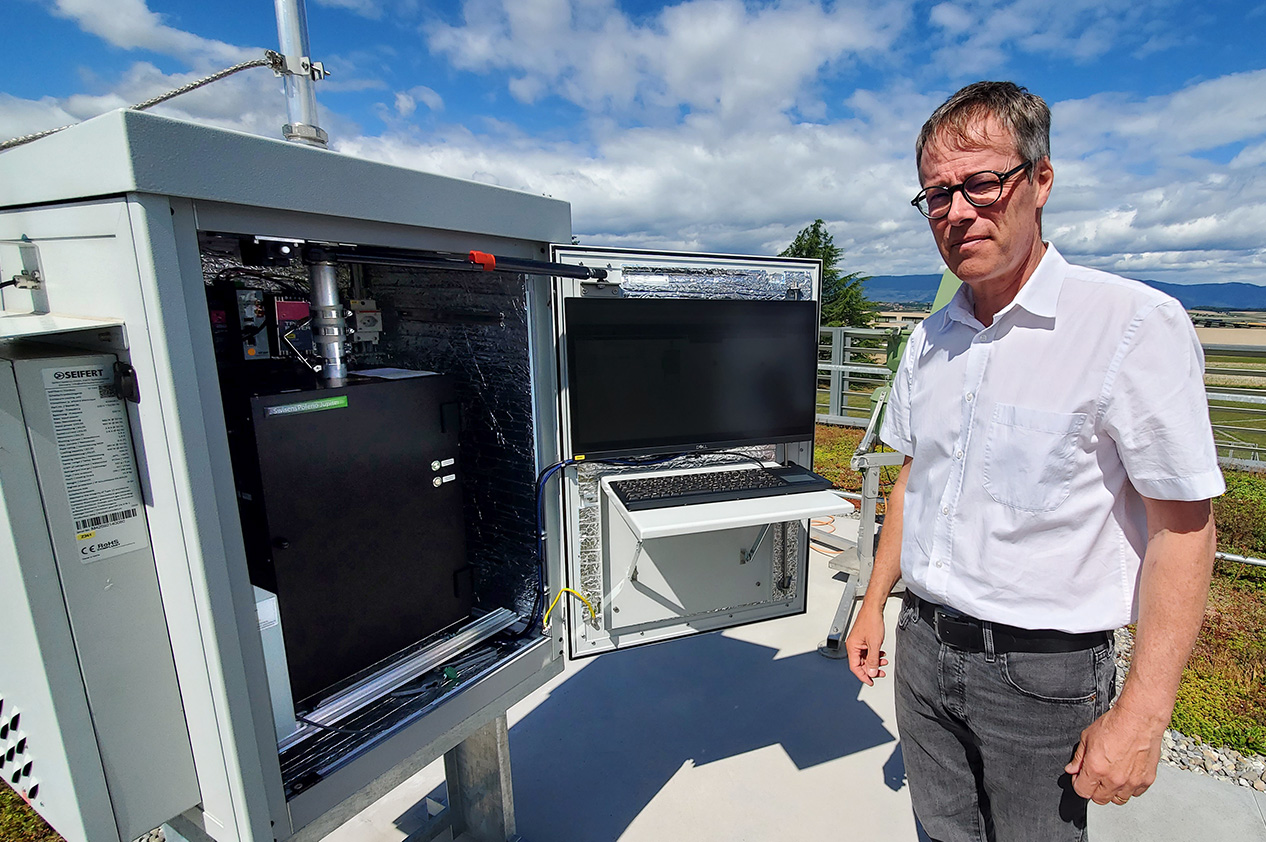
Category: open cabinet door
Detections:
[{"x1": 546, "y1": 245, "x2": 850, "y2": 657}]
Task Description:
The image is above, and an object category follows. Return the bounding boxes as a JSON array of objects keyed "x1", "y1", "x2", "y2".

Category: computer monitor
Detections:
[{"x1": 563, "y1": 297, "x2": 820, "y2": 460}]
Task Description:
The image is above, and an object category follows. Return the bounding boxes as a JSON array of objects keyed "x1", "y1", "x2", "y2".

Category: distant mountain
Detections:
[
  {"x1": 863, "y1": 274, "x2": 1266, "y2": 311},
  {"x1": 1145, "y1": 281, "x2": 1266, "y2": 311},
  {"x1": 863, "y1": 274, "x2": 943, "y2": 304}
]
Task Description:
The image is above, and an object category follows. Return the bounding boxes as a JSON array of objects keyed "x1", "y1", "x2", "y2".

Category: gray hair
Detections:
[{"x1": 916, "y1": 81, "x2": 1050, "y2": 178}]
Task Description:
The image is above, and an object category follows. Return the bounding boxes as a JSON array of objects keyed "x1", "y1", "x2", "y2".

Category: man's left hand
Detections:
[{"x1": 1064, "y1": 704, "x2": 1163, "y2": 805}]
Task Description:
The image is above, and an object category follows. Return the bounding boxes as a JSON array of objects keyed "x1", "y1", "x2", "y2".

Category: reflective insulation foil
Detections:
[
  {"x1": 198, "y1": 248, "x2": 541, "y2": 621},
  {"x1": 364, "y1": 266, "x2": 539, "y2": 618},
  {"x1": 570, "y1": 262, "x2": 816, "y2": 629},
  {"x1": 618, "y1": 264, "x2": 815, "y2": 300}
]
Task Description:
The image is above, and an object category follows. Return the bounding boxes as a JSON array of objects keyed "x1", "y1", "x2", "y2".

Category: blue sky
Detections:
[{"x1": 3, "y1": 0, "x2": 1265, "y2": 283}]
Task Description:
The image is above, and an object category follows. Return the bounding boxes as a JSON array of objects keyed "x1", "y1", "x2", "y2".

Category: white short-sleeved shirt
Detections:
[{"x1": 879, "y1": 244, "x2": 1224, "y2": 633}]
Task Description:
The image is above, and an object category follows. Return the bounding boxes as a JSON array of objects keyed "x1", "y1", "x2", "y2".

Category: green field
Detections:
[{"x1": 1206, "y1": 353, "x2": 1266, "y2": 458}]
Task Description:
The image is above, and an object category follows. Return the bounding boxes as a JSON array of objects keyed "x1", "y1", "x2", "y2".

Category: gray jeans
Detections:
[{"x1": 894, "y1": 594, "x2": 1115, "y2": 842}]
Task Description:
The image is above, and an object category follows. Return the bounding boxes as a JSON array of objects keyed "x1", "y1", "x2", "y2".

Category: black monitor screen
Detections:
[{"x1": 564, "y1": 297, "x2": 819, "y2": 459}]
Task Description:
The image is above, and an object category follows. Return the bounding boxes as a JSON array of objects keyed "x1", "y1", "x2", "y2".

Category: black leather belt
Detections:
[{"x1": 912, "y1": 595, "x2": 1109, "y2": 654}]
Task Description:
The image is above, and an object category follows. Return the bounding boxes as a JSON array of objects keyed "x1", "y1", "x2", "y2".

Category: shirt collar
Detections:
[{"x1": 942, "y1": 242, "x2": 1066, "y2": 331}]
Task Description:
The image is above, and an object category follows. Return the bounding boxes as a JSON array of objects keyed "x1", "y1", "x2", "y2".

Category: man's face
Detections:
[{"x1": 917, "y1": 115, "x2": 1053, "y2": 293}]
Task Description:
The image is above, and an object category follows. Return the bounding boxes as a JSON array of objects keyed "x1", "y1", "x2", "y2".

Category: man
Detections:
[{"x1": 845, "y1": 81, "x2": 1222, "y2": 841}]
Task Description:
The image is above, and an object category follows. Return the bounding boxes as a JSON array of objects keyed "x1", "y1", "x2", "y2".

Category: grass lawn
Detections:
[
  {"x1": 0, "y1": 780, "x2": 59, "y2": 842},
  {"x1": 811, "y1": 423, "x2": 866, "y2": 491}
]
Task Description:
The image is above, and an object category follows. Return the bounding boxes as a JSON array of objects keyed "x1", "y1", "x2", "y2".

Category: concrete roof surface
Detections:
[{"x1": 326, "y1": 516, "x2": 1266, "y2": 842}]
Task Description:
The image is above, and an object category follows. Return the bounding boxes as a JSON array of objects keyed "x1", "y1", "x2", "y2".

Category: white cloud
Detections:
[
  {"x1": 7, "y1": 0, "x2": 1264, "y2": 285},
  {"x1": 49, "y1": 0, "x2": 258, "y2": 66},
  {"x1": 1042, "y1": 72, "x2": 1266, "y2": 281},
  {"x1": 397, "y1": 85, "x2": 443, "y2": 115},
  {"x1": 312, "y1": 0, "x2": 385, "y2": 19},
  {"x1": 333, "y1": 89, "x2": 943, "y2": 273},
  {"x1": 1055, "y1": 70, "x2": 1266, "y2": 159},
  {"x1": 928, "y1": 2, "x2": 973, "y2": 34},
  {"x1": 927, "y1": 0, "x2": 1184, "y2": 77},
  {"x1": 425, "y1": 0, "x2": 905, "y2": 124},
  {"x1": 394, "y1": 91, "x2": 417, "y2": 117}
]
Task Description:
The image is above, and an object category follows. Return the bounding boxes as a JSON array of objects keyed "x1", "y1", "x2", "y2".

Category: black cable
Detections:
[
  {"x1": 684, "y1": 449, "x2": 778, "y2": 470},
  {"x1": 810, "y1": 538, "x2": 842, "y2": 554},
  {"x1": 0, "y1": 279, "x2": 17, "y2": 290},
  {"x1": 215, "y1": 267, "x2": 310, "y2": 297}
]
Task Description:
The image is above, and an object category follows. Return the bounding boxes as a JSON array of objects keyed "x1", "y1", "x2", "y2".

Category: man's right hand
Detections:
[{"x1": 845, "y1": 605, "x2": 889, "y2": 685}]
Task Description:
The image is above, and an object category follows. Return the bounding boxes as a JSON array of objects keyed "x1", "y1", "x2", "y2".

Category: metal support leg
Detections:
[
  {"x1": 443, "y1": 713, "x2": 517, "y2": 842},
  {"x1": 817, "y1": 573, "x2": 860, "y2": 659},
  {"x1": 161, "y1": 810, "x2": 217, "y2": 842},
  {"x1": 819, "y1": 457, "x2": 901, "y2": 659}
]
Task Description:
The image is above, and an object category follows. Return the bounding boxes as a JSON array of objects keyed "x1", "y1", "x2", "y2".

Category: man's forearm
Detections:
[
  {"x1": 857, "y1": 457, "x2": 911, "y2": 615},
  {"x1": 1116, "y1": 498, "x2": 1216, "y2": 729}
]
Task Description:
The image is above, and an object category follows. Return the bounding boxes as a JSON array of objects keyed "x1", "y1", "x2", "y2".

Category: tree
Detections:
[{"x1": 779, "y1": 219, "x2": 872, "y2": 327}]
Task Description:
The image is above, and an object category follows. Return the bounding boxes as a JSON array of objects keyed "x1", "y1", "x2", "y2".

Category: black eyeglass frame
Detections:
[{"x1": 911, "y1": 161, "x2": 1034, "y2": 219}]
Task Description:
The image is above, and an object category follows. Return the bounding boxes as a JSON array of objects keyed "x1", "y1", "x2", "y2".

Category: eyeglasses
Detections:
[{"x1": 911, "y1": 161, "x2": 1033, "y2": 220}]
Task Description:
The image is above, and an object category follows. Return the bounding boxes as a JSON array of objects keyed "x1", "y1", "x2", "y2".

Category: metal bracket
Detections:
[
  {"x1": 9, "y1": 269, "x2": 41, "y2": 289},
  {"x1": 739, "y1": 523, "x2": 771, "y2": 564},
  {"x1": 628, "y1": 541, "x2": 643, "y2": 582},
  {"x1": 1, "y1": 237, "x2": 46, "y2": 291},
  {"x1": 275, "y1": 53, "x2": 329, "y2": 81}
]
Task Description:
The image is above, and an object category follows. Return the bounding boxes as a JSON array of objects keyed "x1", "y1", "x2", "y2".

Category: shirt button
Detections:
[
  {"x1": 941, "y1": 506, "x2": 949, "y2": 515},
  {"x1": 966, "y1": 393, "x2": 974, "y2": 402},
  {"x1": 935, "y1": 561, "x2": 943, "y2": 568},
  {"x1": 955, "y1": 450, "x2": 963, "y2": 459}
]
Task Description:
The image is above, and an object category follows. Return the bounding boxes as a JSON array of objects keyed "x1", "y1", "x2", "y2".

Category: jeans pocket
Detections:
[
  {"x1": 1000, "y1": 648, "x2": 1099, "y2": 704},
  {"x1": 982, "y1": 404, "x2": 1086, "y2": 512}
]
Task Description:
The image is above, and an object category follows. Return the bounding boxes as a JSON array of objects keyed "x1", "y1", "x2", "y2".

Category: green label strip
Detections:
[{"x1": 265, "y1": 395, "x2": 349, "y2": 417}]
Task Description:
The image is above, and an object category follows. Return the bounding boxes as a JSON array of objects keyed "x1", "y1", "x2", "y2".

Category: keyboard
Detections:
[{"x1": 608, "y1": 464, "x2": 833, "y2": 511}]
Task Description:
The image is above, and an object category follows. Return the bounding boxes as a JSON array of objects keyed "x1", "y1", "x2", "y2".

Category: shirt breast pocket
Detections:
[{"x1": 982, "y1": 404, "x2": 1086, "y2": 512}]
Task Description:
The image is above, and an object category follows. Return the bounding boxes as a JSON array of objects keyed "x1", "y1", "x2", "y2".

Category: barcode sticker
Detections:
[{"x1": 74, "y1": 507, "x2": 138, "y2": 532}]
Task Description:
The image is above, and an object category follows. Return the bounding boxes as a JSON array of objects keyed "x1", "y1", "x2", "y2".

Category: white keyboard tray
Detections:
[{"x1": 602, "y1": 474, "x2": 853, "y2": 541}]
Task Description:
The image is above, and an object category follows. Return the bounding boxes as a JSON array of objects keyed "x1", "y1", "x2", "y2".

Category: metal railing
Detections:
[
  {"x1": 817, "y1": 335, "x2": 1266, "y2": 470},
  {"x1": 816, "y1": 326, "x2": 893, "y2": 426},
  {"x1": 1203, "y1": 344, "x2": 1266, "y2": 465}
]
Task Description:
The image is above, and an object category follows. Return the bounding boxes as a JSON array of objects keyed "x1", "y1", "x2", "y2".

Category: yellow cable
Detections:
[{"x1": 543, "y1": 587, "x2": 597, "y2": 627}]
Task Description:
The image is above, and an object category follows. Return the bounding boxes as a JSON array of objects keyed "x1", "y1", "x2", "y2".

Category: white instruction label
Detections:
[
  {"x1": 43, "y1": 365, "x2": 149, "y2": 564},
  {"x1": 256, "y1": 595, "x2": 280, "y2": 631}
]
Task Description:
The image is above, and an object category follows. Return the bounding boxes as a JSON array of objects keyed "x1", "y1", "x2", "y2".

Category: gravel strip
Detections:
[{"x1": 1113, "y1": 626, "x2": 1266, "y2": 791}]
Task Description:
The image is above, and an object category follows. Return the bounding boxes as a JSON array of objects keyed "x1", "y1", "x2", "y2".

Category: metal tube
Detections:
[
  {"x1": 274, "y1": 0, "x2": 327, "y2": 147},
  {"x1": 1216, "y1": 551, "x2": 1266, "y2": 569},
  {"x1": 308, "y1": 261, "x2": 346, "y2": 384}
]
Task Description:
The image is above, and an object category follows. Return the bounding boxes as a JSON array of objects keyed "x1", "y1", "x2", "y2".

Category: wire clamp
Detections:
[
  {"x1": 9, "y1": 269, "x2": 40, "y2": 290},
  {"x1": 274, "y1": 52, "x2": 330, "y2": 81}
]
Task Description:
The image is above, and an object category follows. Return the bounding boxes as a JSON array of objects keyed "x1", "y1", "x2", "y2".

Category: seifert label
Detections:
[
  {"x1": 43, "y1": 365, "x2": 149, "y2": 564},
  {"x1": 264, "y1": 395, "x2": 349, "y2": 417}
]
